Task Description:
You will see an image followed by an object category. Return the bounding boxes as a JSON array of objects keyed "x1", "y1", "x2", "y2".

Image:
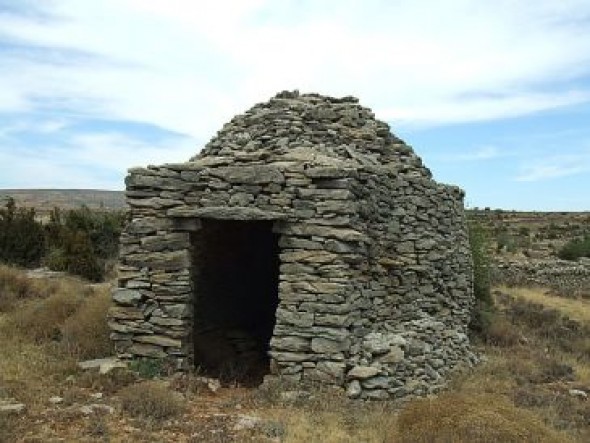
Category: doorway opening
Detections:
[{"x1": 191, "y1": 219, "x2": 280, "y2": 385}]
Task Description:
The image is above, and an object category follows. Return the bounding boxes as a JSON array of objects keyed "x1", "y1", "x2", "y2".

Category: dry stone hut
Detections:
[{"x1": 110, "y1": 91, "x2": 477, "y2": 400}]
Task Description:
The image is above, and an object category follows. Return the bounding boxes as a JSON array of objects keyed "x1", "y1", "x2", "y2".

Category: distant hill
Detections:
[{"x1": 0, "y1": 189, "x2": 126, "y2": 214}]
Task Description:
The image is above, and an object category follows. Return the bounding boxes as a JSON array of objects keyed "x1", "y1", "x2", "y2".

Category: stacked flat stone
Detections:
[{"x1": 110, "y1": 90, "x2": 476, "y2": 400}]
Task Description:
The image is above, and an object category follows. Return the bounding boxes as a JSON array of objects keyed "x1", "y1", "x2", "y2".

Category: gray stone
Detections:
[
  {"x1": 134, "y1": 335, "x2": 182, "y2": 348},
  {"x1": 348, "y1": 366, "x2": 380, "y2": 379},
  {"x1": 379, "y1": 346, "x2": 405, "y2": 363},
  {"x1": 112, "y1": 288, "x2": 143, "y2": 306},
  {"x1": 361, "y1": 376, "x2": 390, "y2": 389},
  {"x1": 129, "y1": 343, "x2": 167, "y2": 358},
  {"x1": 311, "y1": 337, "x2": 349, "y2": 354},
  {"x1": 271, "y1": 336, "x2": 310, "y2": 352},
  {"x1": 209, "y1": 165, "x2": 285, "y2": 184},
  {"x1": 78, "y1": 357, "x2": 127, "y2": 374},
  {"x1": 168, "y1": 206, "x2": 287, "y2": 220},
  {"x1": 346, "y1": 380, "x2": 362, "y2": 398}
]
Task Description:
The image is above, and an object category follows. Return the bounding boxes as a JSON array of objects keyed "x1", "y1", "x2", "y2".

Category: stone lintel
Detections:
[{"x1": 168, "y1": 206, "x2": 288, "y2": 221}]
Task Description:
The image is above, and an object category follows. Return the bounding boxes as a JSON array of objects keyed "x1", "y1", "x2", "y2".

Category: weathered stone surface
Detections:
[
  {"x1": 271, "y1": 336, "x2": 310, "y2": 352},
  {"x1": 140, "y1": 233, "x2": 189, "y2": 252},
  {"x1": 126, "y1": 217, "x2": 172, "y2": 235},
  {"x1": 348, "y1": 366, "x2": 380, "y2": 379},
  {"x1": 78, "y1": 357, "x2": 127, "y2": 374},
  {"x1": 168, "y1": 206, "x2": 287, "y2": 220},
  {"x1": 379, "y1": 347, "x2": 405, "y2": 364},
  {"x1": 129, "y1": 343, "x2": 167, "y2": 358},
  {"x1": 361, "y1": 376, "x2": 390, "y2": 389},
  {"x1": 126, "y1": 250, "x2": 190, "y2": 271},
  {"x1": 311, "y1": 337, "x2": 349, "y2": 354},
  {"x1": 209, "y1": 165, "x2": 285, "y2": 184},
  {"x1": 134, "y1": 335, "x2": 182, "y2": 348},
  {"x1": 108, "y1": 306, "x2": 143, "y2": 320},
  {"x1": 346, "y1": 380, "x2": 362, "y2": 398},
  {"x1": 112, "y1": 288, "x2": 143, "y2": 306}
]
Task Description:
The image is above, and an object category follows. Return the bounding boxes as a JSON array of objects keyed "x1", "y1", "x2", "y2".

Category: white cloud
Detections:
[
  {"x1": 0, "y1": 131, "x2": 197, "y2": 189},
  {"x1": 0, "y1": 0, "x2": 590, "y2": 137},
  {"x1": 516, "y1": 148, "x2": 590, "y2": 181},
  {"x1": 456, "y1": 146, "x2": 501, "y2": 161}
]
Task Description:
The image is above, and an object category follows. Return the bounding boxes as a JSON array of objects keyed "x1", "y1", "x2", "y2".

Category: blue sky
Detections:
[{"x1": 1, "y1": 1, "x2": 589, "y2": 210}]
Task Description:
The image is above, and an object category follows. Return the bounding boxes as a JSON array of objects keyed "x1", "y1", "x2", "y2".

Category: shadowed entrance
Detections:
[{"x1": 191, "y1": 219, "x2": 280, "y2": 385}]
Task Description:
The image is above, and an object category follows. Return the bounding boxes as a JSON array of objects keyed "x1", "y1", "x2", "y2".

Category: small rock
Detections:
[
  {"x1": 232, "y1": 414, "x2": 263, "y2": 431},
  {"x1": 280, "y1": 390, "x2": 309, "y2": 402},
  {"x1": 195, "y1": 376, "x2": 221, "y2": 393},
  {"x1": 0, "y1": 400, "x2": 26, "y2": 414},
  {"x1": 379, "y1": 346, "x2": 404, "y2": 363},
  {"x1": 49, "y1": 396, "x2": 63, "y2": 405},
  {"x1": 569, "y1": 389, "x2": 588, "y2": 400},
  {"x1": 346, "y1": 380, "x2": 362, "y2": 398},
  {"x1": 78, "y1": 357, "x2": 127, "y2": 374},
  {"x1": 90, "y1": 393, "x2": 103, "y2": 400},
  {"x1": 80, "y1": 404, "x2": 114, "y2": 415},
  {"x1": 347, "y1": 365, "x2": 380, "y2": 379}
]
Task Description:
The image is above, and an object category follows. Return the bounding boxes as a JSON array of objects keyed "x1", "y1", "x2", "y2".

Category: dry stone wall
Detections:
[
  {"x1": 110, "y1": 91, "x2": 476, "y2": 400},
  {"x1": 493, "y1": 257, "x2": 590, "y2": 298}
]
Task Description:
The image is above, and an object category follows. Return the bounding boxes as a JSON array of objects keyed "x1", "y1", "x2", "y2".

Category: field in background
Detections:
[{"x1": 0, "y1": 190, "x2": 126, "y2": 216}]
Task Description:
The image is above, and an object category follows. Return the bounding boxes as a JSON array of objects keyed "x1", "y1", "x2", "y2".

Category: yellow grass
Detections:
[
  {"x1": 1, "y1": 266, "x2": 589, "y2": 441},
  {"x1": 497, "y1": 285, "x2": 590, "y2": 324},
  {"x1": 263, "y1": 406, "x2": 396, "y2": 443}
]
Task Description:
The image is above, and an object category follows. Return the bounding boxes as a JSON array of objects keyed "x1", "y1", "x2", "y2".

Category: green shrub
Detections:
[
  {"x1": 128, "y1": 358, "x2": 165, "y2": 379},
  {"x1": 60, "y1": 230, "x2": 103, "y2": 282},
  {"x1": 557, "y1": 235, "x2": 590, "y2": 261},
  {"x1": 44, "y1": 206, "x2": 125, "y2": 282},
  {"x1": 0, "y1": 198, "x2": 45, "y2": 267},
  {"x1": 467, "y1": 221, "x2": 494, "y2": 336}
]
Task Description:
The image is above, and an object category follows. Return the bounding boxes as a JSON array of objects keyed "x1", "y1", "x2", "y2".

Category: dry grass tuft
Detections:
[
  {"x1": 0, "y1": 265, "x2": 45, "y2": 312},
  {"x1": 252, "y1": 381, "x2": 397, "y2": 443},
  {"x1": 10, "y1": 290, "x2": 84, "y2": 342},
  {"x1": 497, "y1": 286, "x2": 590, "y2": 324},
  {"x1": 119, "y1": 381, "x2": 184, "y2": 420},
  {"x1": 60, "y1": 287, "x2": 114, "y2": 359},
  {"x1": 0, "y1": 264, "x2": 96, "y2": 314},
  {"x1": 483, "y1": 316, "x2": 523, "y2": 347},
  {"x1": 396, "y1": 392, "x2": 568, "y2": 443},
  {"x1": 0, "y1": 414, "x2": 18, "y2": 443}
]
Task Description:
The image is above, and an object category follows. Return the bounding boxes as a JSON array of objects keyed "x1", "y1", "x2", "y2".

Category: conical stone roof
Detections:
[{"x1": 192, "y1": 90, "x2": 431, "y2": 177}]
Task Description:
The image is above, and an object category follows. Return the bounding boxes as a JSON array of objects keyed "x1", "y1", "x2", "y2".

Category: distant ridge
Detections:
[{"x1": 0, "y1": 189, "x2": 126, "y2": 213}]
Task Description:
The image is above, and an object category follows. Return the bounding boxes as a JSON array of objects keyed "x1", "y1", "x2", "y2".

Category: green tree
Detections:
[{"x1": 0, "y1": 198, "x2": 45, "y2": 267}]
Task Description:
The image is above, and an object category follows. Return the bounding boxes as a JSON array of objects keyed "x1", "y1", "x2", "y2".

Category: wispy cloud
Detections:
[
  {"x1": 1, "y1": 0, "x2": 590, "y2": 135},
  {"x1": 456, "y1": 146, "x2": 502, "y2": 161},
  {"x1": 516, "y1": 148, "x2": 590, "y2": 181},
  {"x1": 0, "y1": 128, "x2": 197, "y2": 189}
]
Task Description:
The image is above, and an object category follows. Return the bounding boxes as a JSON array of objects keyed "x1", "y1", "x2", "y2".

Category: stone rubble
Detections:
[{"x1": 110, "y1": 91, "x2": 475, "y2": 400}]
